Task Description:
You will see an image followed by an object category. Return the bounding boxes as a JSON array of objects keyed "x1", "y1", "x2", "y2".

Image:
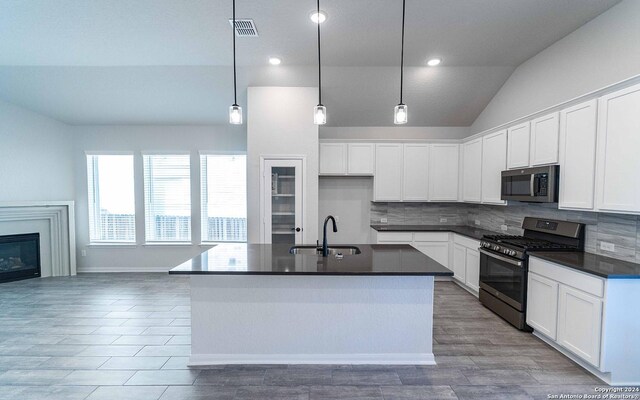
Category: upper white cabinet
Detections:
[
  {"x1": 429, "y1": 144, "x2": 459, "y2": 201},
  {"x1": 596, "y1": 83, "x2": 640, "y2": 214},
  {"x1": 462, "y1": 138, "x2": 482, "y2": 202},
  {"x1": 320, "y1": 142, "x2": 374, "y2": 176},
  {"x1": 347, "y1": 143, "x2": 375, "y2": 175},
  {"x1": 319, "y1": 143, "x2": 347, "y2": 175},
  {"x1": 374, "y1": 144, "x2": 404, "y2": 201},
  {"x1": 507, "y1": 122, "x2": 531, "y2": 169},
  {"x1": 559, "y1": 100, "x2": 598, "y2": 210},
  {"x1": 530, "y1": 112, "x2": 560, "y2": 166},
  {"x1": 403, "y1": 144, "x2": 430, "y2": 201},
  {"x1": 481, "y1": 130, "x2": 507, "y2": 204}
]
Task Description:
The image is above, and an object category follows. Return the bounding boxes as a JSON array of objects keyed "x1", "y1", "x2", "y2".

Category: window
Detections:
[
  {"x1": 143, "y1": 154, "x2": 191, "y2": 242},
  {"x1": 87, "y1": 154, "x2": 136, "y2": 243},
  {"x1": 201, "y1": 154, "x2": 247, "y2": 242}
]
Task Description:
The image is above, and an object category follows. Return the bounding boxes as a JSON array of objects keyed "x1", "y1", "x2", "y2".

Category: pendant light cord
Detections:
[
  {"x1": 399, "y1": 0, "x2": 405, "y2": 104},
  {"x1": 317, "y1": 0, "x2": 322, "y2": 105},
  {"x1": 232, "y1": 0, "x2": 238, "y2": 106}
]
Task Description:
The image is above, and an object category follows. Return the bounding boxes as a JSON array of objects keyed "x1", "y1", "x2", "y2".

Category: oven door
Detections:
[{"x1": 479, "y1": 248, "x2": 526, "y2": 311}]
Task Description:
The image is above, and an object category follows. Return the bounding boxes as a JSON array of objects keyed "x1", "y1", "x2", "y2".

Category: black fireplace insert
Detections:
[{"x1": 0, "y1": 233, "x2": 41, "y2": 283}]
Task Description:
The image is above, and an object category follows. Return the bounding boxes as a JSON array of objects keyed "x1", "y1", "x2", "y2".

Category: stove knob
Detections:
[
  {"x1": 494, "y1": 246, "x2": 501, "y2": 251},
  {"x1": 509, "y1": 250, "x2": 517, "y2": 256}
]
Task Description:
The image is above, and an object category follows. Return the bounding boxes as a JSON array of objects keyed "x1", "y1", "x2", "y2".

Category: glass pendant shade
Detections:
[
  {"x1": 229, "y1": 105, "x2": 243, "y2": 125},
  {"x1": 314, "y1": 104, "x2": 327, "y2": 125},
  {"x1": 394, "y1": 104, "x2": 408, "y2": 125}
]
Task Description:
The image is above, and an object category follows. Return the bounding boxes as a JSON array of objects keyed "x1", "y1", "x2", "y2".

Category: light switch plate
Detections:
[
  {"x1": 475, "y1": 219, "x2": 480, "y2": 225},
  {"x1": 381, "y1": 218, "x2": 388, "y2": 223},
  {"x1": 600, "y1": 242, "x2": 615, "y2": 252},
  {"x1": 500, "y1": 225, "x2": 508, "y2": 231},
  {"x1": 440, "y1": 218, "x2": 447, "y2": 223},
  {"x1": 81, "y1": 250, "x2": 87, "y2": 257}
]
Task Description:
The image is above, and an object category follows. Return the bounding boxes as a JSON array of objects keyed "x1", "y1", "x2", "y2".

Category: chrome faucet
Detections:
[{"x1": 322, "y1": 215, "x2": 338, "y2": 257}]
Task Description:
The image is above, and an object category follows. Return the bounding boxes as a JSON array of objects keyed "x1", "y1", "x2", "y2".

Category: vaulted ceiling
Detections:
[{"x1": 0, "y1": 0, "x2": 620, "y2": 126}]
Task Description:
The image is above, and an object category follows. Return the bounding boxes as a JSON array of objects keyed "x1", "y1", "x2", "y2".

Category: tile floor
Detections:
[{"x1": 0, "y1": 274, "x2": 613, "y2": 399}]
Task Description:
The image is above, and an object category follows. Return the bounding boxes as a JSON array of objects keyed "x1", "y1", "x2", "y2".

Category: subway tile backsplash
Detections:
[{"x1": 371, "y1": 202, "x2": 640, "y2": 264}]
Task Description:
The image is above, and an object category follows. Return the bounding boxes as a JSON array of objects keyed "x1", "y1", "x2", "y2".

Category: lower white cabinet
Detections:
[
  {"x1": 413, "y1": 242, "x2": 449, "y2": 268},
  {"x1": 452, "y1": 244, "x2": 467, "y2": 283},
  {"x1": 374, "y1": 231, "x2": 450, "y2": 269},
  {"x1": 527, "y1": 272, "x2": 559, "y2": 339},
  {"x1": 451, "y1": 235, "x2": 480, "y2": 295},
  {"x1": 465, "y1": 248, "x2": 480, "y2": 292}
]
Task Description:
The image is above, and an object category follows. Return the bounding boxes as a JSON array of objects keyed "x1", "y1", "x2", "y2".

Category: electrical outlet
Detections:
[
  {"x1": 440, "y1": 218, "x2": 448, "y2": 223},
  {"x1": 600, "y1": 242, "x2": 615, "y2": 252},
  {"x1": 334, "y1": 216, "x2": 339, "y2": 222},
  {"x1": 81, "y1": 250, "x2": 87, "y2": 257},
  {"x1": 381, "y1": 217, "x2": 388, "y2": 223},
  {"x1": 500, "y1": 225, "x2": 508, "y2": 231},
  {"x1": 475, "y1": 219, "x2": 480, "y2": 225}
]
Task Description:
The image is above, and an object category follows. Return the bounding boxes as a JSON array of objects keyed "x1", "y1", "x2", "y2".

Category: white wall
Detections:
[
  {"x1": 320, "y1": 126, "x2": 470, "y2": 141},
  {"x1": 247, "y1": 87, "x2": 319, "y2": 244},
  {"x1": 472, "y1": 0, "x2": 640, "y2": 133},
  {"x1": 0, "y1": 98, "x2": 74, "y2": 202},
  {"x1": 318, "y1": 177, "x2": 373, "y2": 244},
  {"x1": 73, "y1": 124, "x2": 246, "y2": 272}
]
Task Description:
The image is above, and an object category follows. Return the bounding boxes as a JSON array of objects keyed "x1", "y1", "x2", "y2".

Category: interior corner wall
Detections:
[
  {"x1": 0, "y1": 98, "x2": 74, "y2": 202},
  {"x1": 471, "y1": 0, "x2": 640, "y2": 133}
]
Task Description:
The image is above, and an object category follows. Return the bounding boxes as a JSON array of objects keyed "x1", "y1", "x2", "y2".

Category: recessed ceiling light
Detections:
[
  {"x1": 427, "y1": 58, "x2": 442, "y2": 66},
  {"x1": 310, "y1": 10, "x2": 327, "y2": 24},
  {"x1": 268, "y1": 57, "x2": 282, "y2": 65}
]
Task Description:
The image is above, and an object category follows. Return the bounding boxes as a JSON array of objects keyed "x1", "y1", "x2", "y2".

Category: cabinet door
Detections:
[
  {"x1": 452, "y1": 243, "x2": 467, "y2": 283},
  {"x1": 530, "y1": 112, "x2": 560, "y2": 166},
  {"x1": 262, "y1": 158, "x2": 304, "y2": 244},
  {"x1": 507, "y1": 122, "x2": 531, "y2": 169},
  {"x1": 429, "y1": 144, "x2": 459, "y2": 201},
  {"x1": 557, "y1": 285, "x2": 603, "y2": 367},
  {"x1": 481, "y1": 130, "x2": 507, "y2": 204},
  {"x1": 464, "y1": 248, "x2": 480, "y2": 292},
  {"x1": 347, "y1": 143, "x2": 374, "y2": 175},
  {"x1": 462, "y1": 139, "x2": 482, "y2": 202},
  {"x1": 596, "y1": 83, "x2": 640, "y2": 213},
  {"x1": 527, "y1": 272, "x2": 559, "y2": 339},
  {"x1": 413, "y1": 242, "x2": 449, "y2": 268},
  {"x1": 403, "y1": 144, "x2": 430, "y2": 201},
  {"x1": 319, "y1": 143, "x2": 347, "y2": 175},
  {"x1": 559, "y1": 100, "x2": 598, "y2": 210},
  {"x1": 374, "y1": 144, "x2": 403, "y2": 201}
]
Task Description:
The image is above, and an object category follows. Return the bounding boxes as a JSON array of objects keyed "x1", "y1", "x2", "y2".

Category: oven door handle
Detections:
[{"x1": 479, "y1": 248, "x2": 523, "y2": 267}]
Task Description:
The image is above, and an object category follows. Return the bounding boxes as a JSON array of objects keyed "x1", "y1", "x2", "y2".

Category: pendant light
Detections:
[
  {"x1": 229, "y1": 0, "x2": 243, "y2": 125},
  {"x1": 394, "y1": 0, "x2": 408, "y2": 125},
  {"x1": 313, "y1": 0, "x2": 327, "y2": 125}
]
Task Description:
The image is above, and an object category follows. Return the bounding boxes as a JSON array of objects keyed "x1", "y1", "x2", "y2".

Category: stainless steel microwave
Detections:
[{"x1": 501, "y1": 165, "x2": 559, "y2": 203}]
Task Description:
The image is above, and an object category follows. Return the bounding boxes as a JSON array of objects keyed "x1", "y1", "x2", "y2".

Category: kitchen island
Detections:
[{"x1": 169, "y1": 243, "x2": 453, "y2": 366}]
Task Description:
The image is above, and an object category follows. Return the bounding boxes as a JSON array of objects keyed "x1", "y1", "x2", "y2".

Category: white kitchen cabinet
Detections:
[
  {"x1": 558, "y1": 100, "x2": 598, "y2": 210},
  {"x1": 557, "y1": 285, "x2": 603, "y2": 368},
  {"x1": 452, "y1": 243, "x2": 467, "y2": 283},
  {"x1": 527, "y1": 272, "x2": 559, "y2": 339},
  {"x1": 481, "y1": 130, "x2": 507, "y2": 204},
  {"x1": 403, "y1": 144, "x2": 430, "y2": 201},
  {"x1": 429, "y1": 144, "x2": 459, "y2": 201},
  {"x1": 347, "y1": 143, "x2": 375, "y2": 175},
  {"x1": 530, "y1": 112, "x2": 560, "y2": 166},
  {"x1": 507, "y1": 122, "x2": 531, "y2": 169},
  {"x1": 596, "y1": 83, "x2": 640, "y2": 214},
  {"x1": 319, "y1": 143, "x2": 347, "y2": 175},
  {"x1": 465, "y1": 248, "x2": 480, "y2": 292},
  {"x1": 413, "y1": 242, "x2": 449, "y2": 268},
  {"x1": 462, "y1": 138, "x2": 482, "y2": 202},
  {"x1": 374, "y1": 144, "x2": 403, "y2": 201}
]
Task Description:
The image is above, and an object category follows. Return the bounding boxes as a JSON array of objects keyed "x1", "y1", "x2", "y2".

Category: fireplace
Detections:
[{"x1": 0, "y1": 233, "x2": 41, "y2": 283}]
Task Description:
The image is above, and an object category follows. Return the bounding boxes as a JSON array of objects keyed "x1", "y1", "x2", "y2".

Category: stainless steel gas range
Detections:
[{"x1": 478, "y1": 217, "x2": 585, "y2": 331}]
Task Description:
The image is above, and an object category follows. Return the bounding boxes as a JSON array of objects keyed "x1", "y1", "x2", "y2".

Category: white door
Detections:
[
  {"x1": 262, "y1": 158, "x2": 304, "y2": 244},
  {"x1": 507, "y1": 122, "x2": 531, "y2": 169},
  {"x1": 481, "y1": 130, "x2": 507, "y2": 204},
  {"x1": 526, "y1": 272, "x2": 559, "y2": 339},
  {"x1": 596, "y1": 83, "x2": 640, "y2": 213},
  {"x1": 462, "y1": 139, "x2": 482, "y2": 202},
  {"x1": 374, "y1": 144, "x2": 403, "y2": 201},
  {"x1": 465, "y1": 248, "x2": 480, "y2": 292},
  {"x1": 413, "y1": 242, "x2": 449, "y2": 268},
  {"x1": 452, "y1": 243, "x2": 467, "y2": 283},
  {"x1": 530, "y1": 112, "x2": 560, "y2": 166},
  {"x1": 319, "y1": 143, "x2": 347, "y2": 175},
  {"x1": 403, "y1": 144, "x2": 430, "y2": 201},
  {"x1": 559, "y1": 100, "x2": 598, "y2": 210},
  {"x1": 347, "y1": 143, "x2": 374, "y2": 175},
  {"x1": 557, "y1": 285, "x2": 603, "y2": 367},
  {"x1": 429, "y1": 144, "x2": 459, "y2": 201}
]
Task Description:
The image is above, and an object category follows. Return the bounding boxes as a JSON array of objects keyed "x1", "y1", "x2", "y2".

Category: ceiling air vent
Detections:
[{"x1": 228, "y1": 19, "x2": 258, "y2": 37}]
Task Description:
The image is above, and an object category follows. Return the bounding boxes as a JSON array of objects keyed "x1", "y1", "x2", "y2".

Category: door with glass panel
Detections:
[{"x1": 262, "y1": 158, "x2": 304, "y2": 244}]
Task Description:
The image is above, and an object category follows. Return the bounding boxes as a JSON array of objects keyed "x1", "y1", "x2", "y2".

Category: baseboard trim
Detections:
[
  {"x1": 452, "y1": 279, "x2": 479, "y2": 298},
  {"x1": 188, "y1": 353, "x2": 436, "y2": 366}
]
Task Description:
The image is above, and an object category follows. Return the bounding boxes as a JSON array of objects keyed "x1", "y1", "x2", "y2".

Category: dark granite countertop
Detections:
[
  {"x1": 169, "y1": 243, "x2": 453, "y2": 276},
  {"x1": 530, "y1": 252, "x2": 640, "y2": 279},
  {"x1": 371, "y1": 224, "x2": 497, "y2": 241}
]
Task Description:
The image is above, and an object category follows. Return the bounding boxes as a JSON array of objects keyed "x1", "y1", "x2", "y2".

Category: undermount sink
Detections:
[{"x1": 289, "y1": 246, "x2": 361, "y2": 256}]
